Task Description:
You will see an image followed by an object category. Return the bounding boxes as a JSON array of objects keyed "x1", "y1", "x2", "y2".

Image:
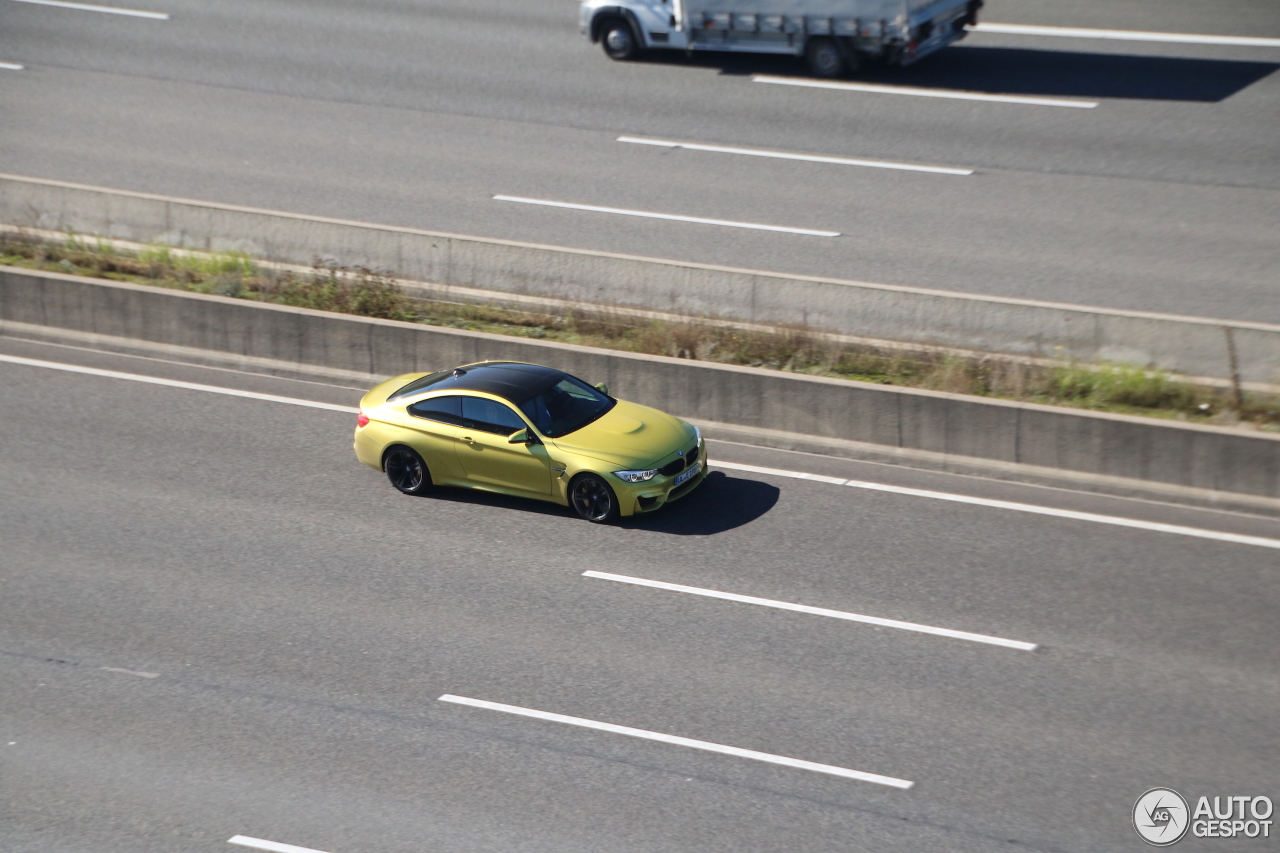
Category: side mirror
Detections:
[
  {"x1": 510, "y1": 428, "x2": 541, "y2": 445},
  {"x1": 594, "y1": 382, "x2": 610, "y2": 396}
]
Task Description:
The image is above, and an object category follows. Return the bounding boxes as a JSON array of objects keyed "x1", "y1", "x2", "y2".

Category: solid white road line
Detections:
[
  {"x1": 9, "y1": 0, "x2": 169, "y2": 19},
  {"x1": 0, "y1": 62, "x2": 24, "y2": 70},
  {"x1": 753, "y1": 75, "x2": 1099, "y2": 108},
  {"x1": 970, "y1": 22, "x2": 1280, "y2": 49},
  {"x1": 228, "y1": 837, "x2": 331, "y2": 853},
  {"x1": 0, "y1": 354, "x2": 358, "y2": 414},
  {"x1": 492, "y1": 195, "x2": 840, "y2": 237},
  {"x1": 714, "y1": 461, "x2": 1280, "y2": 551},
  {"x1": 438, "y1": 694, "x2": 913, "y2": 788},
  {"x1": 100, "y1": 666, "x2": 160, "y2": 678},
  {"x1": 583, "y1": 571, "x2": 1037, "y2": 650},
  {"x1": 617, "y1": 135, "x2": 974, "y2": 176}
]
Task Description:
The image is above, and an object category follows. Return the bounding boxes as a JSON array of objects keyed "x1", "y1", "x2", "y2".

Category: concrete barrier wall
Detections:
[
  {"x1": 3, "y1": 172, "x2": 1278, "y2": 385},
  {"x1": 3, "y1": 266, "x2": 1277, "y2": 500}
]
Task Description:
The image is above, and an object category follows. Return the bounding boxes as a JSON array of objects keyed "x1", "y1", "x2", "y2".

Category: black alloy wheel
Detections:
[
  {"x1": 384, "y1": 446, "x2": 431, "y2": 495},
  {"x1": 805, "y1": 37, "x2": 846, "y2": 78},
  {"x1": 570, "y1": 473, "x2": 619, "y2": 523},
  {"x1": 602, "y1": 19, "x2": 638, "y2": 60}
]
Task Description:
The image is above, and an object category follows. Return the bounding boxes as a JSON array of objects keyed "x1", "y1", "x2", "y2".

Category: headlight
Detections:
[
  {"x1": 614, "y1": 469, "x2": 658, "y2": 483},
  {"x1": 693, "y1": 425, "x2": 702, "y2": 444}
]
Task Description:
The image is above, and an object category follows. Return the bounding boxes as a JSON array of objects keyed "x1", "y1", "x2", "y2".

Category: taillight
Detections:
[{"x1": 357, "y1": 411, "x2": 370, "y2": 428}]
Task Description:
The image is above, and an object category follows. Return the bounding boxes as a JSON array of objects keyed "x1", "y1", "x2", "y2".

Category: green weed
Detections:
[{"x1": 2, "y1": 230, "x2": 1275, "y2": 430}]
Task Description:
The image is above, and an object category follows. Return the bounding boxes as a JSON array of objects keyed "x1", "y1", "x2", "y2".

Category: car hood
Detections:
[{"x1": 550, "y1": 399, "x2": 694, "y2": 467}]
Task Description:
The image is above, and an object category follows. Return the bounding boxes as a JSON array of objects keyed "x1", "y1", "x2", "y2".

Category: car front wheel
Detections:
[
  {"x1": 570, "y1": 473, "x2": 620, "y2": 523},
  {"x1": 384, "y1": 446, "x2": 431, "y2": 495}
]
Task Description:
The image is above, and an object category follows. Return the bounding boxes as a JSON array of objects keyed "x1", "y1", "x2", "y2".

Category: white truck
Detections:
[{"x1": 580, "y1": 0, "x2": 981, "y2": 77}]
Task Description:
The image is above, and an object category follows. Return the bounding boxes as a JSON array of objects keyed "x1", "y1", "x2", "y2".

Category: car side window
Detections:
[
  {"x1": 408, "y1": 395, "x2": 464, "y2": 426},
  {"x1": 462, "y1": 396, "x2": 528, "y2": 436}
]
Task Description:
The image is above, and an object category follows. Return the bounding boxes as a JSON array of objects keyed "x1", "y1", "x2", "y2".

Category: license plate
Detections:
[{"x1": 673, "y1": 461, "x2": 701, "y2": 487}]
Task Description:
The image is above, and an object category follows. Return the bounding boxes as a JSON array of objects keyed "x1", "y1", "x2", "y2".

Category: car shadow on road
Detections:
[
  {"x1": 617, "y1": 472, "x2": 779, "y2": 535},
  {"x1": 634, "y1": 45, "x2": 1279, "y2": 102},
  {"x1": 418, "y1": 471, "x2": 779, "y2": 534},
  {"x1": 418, "y1": 485, "x2": 572, "y2": 519}
]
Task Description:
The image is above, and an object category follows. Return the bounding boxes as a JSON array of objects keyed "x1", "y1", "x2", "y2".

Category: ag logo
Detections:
[{"x1": 1134, "y1": 788, "x2": 1190, "y2": 846}]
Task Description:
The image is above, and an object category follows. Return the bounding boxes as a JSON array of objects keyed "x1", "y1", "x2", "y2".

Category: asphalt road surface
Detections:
[
  {"x1": 2, "y1": 335, "x2": 1278, "y2": 853},
  {"x1": 1, "y1": 0, "x2": 1278, "y2": 321}
]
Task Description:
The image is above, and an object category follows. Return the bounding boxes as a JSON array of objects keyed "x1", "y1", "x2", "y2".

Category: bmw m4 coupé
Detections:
[{"x1": 354, "y1": 361, "x2": 707, "y2": 522}]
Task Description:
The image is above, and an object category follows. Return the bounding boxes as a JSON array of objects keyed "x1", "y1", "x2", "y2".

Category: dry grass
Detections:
[{"x1": 4, "y1": 231, "x2": 1276, "y2": 430}]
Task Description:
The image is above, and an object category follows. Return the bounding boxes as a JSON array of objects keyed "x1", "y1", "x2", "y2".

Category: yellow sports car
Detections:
[{"x1": 354, "y1": 361, "x2": 707, "y2": 522}]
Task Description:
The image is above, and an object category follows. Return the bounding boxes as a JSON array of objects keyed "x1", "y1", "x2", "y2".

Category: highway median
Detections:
[
  {"x1": 3, "y1": 171, "x2": 1279, "y2": 391},
  {"x1": 3, "y1": 228, "x2": 1277, "y2": 430}
]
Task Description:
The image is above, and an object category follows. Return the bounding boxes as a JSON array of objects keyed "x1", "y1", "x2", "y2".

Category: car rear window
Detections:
[
  {"x1": 389, "y1": 370, "x2": 452, "y2": 400},
  {"x1": 407, "y1": 395, "x2": 464, "y2": 426}
]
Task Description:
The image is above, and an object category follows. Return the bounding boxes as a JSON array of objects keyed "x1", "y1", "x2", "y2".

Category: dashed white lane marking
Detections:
[
  {"x1": 9, "y1": 0, "x2": 169, "y2": 19},
  {"x1": 100, "y1": 666, "x2": 160, "y2": 678},
  {"x1": 0, "y1": 354, "x2": 358, "y2": 413},
  {"x1": 437, "y1": 694, "x2": 913, "y2": 788},
  {"x1": 582, "y1": 571, "x2": 1038, "y2": 650},
  {"x1": 0, "y1": 62, "x2": 24, "y2": 70},
  {"x1": 492, "y1": 195, "x2": 840, "y2": 237},
  {"x1": 228, "y1": 837, "x2": 331, "y2": 853},
  {"x1": 617, "y1": 135, "x2": 974, "y2": 176},
  {"x1": 714, "y1": 461, "x2": 1280, "y2": 551},
  {"x1": 970, "y1": 22, "x2": 1280, "y2": 48},
  {"x1": 10, "y1": 352, "x2": 1273, "y2": 551},
  {"x1": 753, "y1": 75, "x2": 1099, "y2": 108}
]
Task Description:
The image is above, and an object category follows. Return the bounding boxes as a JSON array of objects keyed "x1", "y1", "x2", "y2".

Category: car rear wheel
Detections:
[
  {"x1": 570, "y1": 473, "x2": 620, "y2": 523},
  {"x1": 384, "y1": 446, "x2": 431, "y2": 495}
]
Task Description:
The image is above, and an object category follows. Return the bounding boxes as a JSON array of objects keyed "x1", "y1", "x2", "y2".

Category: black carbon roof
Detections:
[{"x1": 389, "y1": 362, "x2": 565, "y2": 403}]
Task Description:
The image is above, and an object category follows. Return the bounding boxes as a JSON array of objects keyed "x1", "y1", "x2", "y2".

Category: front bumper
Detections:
[{"x1": 619, "y1": 452, "x2": 710, "y2": 516}]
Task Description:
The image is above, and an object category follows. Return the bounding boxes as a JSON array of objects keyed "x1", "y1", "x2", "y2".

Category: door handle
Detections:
[{"x1": 462, "y1": 436, "x2": 474, "y2": 443}]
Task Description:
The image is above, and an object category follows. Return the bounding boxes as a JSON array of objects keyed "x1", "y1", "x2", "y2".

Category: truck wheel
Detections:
[
  {"x1": 601, "y1": 18, "x2": 639, "y2": 60},
  {"x1": 805, "y1": 38, "x2": 846, "y2": 78}
]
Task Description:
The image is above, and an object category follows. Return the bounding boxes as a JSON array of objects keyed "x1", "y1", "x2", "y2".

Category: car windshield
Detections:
[{"x1": 518, "y1": 376, "x2": 615, "y2": 438}]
